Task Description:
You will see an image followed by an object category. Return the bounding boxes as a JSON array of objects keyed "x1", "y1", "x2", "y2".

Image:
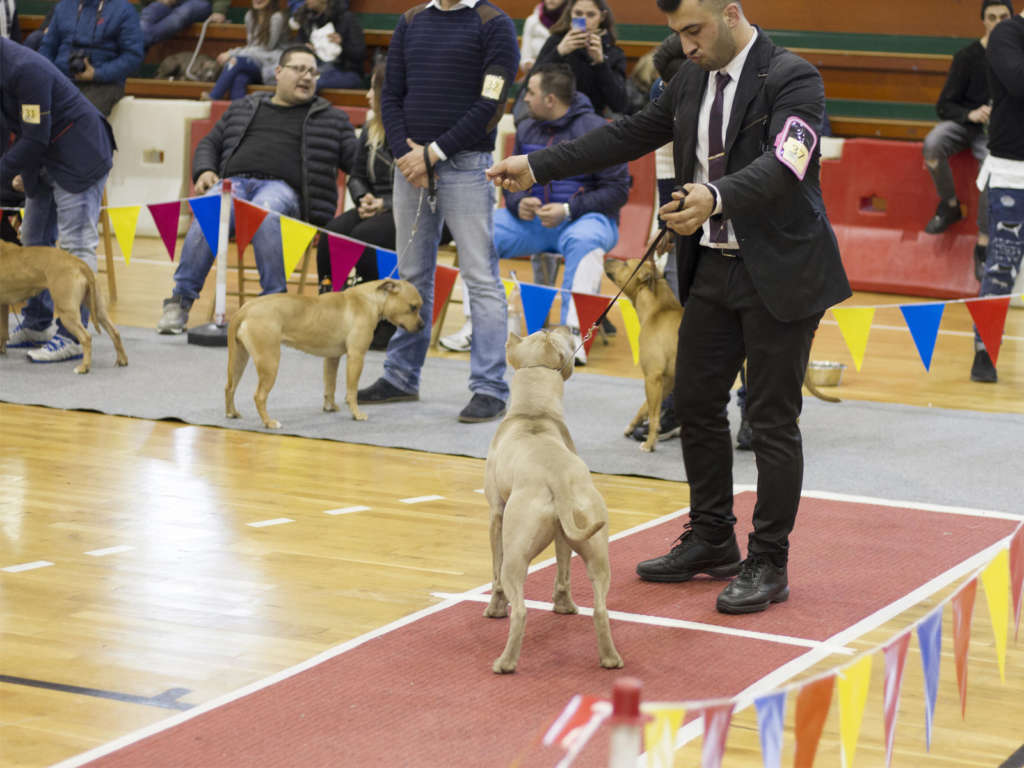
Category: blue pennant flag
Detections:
[
  {"x1": 899, "y1": 302, "x2": 945, "y2": 371},
  {"x1": 376, "y1": 248, "x2": 398, "y2": 279},
  {"x1": 520, "y1": 282, "x2": 559, "y2": 334},
  {"x1": 188, "y1": 195, "x2": 221, "y2": 256},
  {"x1": 917, "y1": 605, "x2": 943, "y2": 750},
  {"x1": 754, "y1": 691, "x2": 786, "y2": 768}
]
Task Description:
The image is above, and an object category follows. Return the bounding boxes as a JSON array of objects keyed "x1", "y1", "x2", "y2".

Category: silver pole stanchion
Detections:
[{"x1": 187, "y1": 178, "x2": 232, "y2": 346}]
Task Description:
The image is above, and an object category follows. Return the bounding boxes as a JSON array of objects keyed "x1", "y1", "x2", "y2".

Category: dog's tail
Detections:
[
  {"x1": 83, "y1": 264, "x2": 103, "y2": 336},
  {"x1": 551, "y1": 476, "x2": 605, "y2": 544}
]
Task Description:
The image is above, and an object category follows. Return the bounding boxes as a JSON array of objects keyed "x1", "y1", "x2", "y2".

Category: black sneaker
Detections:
[
  {"x1": 601, "y1": 317, "x2": 617, "y2": 337},
  {"x1": 357, "y1": 378, "x2": 419, "y2": 404},
  {"x1": 973, "y1": 243, "x2": 987, "y2": 282},
  {"x1": 970, "y1": 348, "x2": 997, "y2": 383},
  {"x1": 458, "y1": 393, "x2": 506, "y2": 423},
  {"x1": 716, "y1": 554, "x2": 789, "y2": 614},
  {"x1": 736, "y1": 417, "x2": 752, "y2": 450},
  {"x1": 924, "y1": 201, "x2": 963, "y2": 234},
  {"x1": 636, "y1": 523, "x2": 741, "y2": 582},
  {"x1": 630, "y1": 399, "x2": 679, "y2": 442}
]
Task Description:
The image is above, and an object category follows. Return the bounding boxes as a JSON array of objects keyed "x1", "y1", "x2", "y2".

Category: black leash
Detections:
[{"x1": 424, "y1": 146, "x2": 437, "y2": 214}]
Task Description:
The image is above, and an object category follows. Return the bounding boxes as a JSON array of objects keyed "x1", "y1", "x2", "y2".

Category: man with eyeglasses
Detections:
[{"x1": 157, "y1": 45, "x2": 358, "y2": 334}]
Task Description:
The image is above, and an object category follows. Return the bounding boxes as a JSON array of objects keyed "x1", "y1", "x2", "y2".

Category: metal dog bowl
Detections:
[{"x1": 806, "y1": 360, "x2": 846, "y2": 387}]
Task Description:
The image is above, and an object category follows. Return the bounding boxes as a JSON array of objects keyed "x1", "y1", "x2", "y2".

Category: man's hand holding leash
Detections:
[
  {"x1": 486, "y1": 154, "x2": 536, "y2": 193},
  {"x1": 397, "y1": 138, "x2": 439, "y2": 189},
  {"x1": 658, "y1": 183, "x2": 714, "y2": 236}
]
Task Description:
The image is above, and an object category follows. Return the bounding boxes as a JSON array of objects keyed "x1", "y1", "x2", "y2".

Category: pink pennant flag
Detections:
[
  {"x1": 328, "y1": 235, "x2": 364, "y2": 291},
  {"x1": 700, "y1": 702, "x2": 734, "y2": 768},
  {"x1": 882, "y1": 632, "x2": 911, "y2": 768},
  {"x1": 952, "y1": 578, "x2": 978, "y2": 718},
  {"x1": 1010, "y1": 524, "x2": 1024, "y2": 640},
  {"x1": 433, "y1": 264, "x2": 460, "y2": 326},
  {"x1": 147, "y1": 200, "x2": 182, "y2": 262}
]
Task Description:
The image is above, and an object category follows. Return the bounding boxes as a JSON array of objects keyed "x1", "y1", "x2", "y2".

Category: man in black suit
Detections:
[{"x1": 487, "y1": 0, "x2": 851, "y2": 614}]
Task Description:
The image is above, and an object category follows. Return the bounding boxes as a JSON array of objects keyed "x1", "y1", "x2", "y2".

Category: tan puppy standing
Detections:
[
  {"x1": 483, "y1": 326, "x2": 623, "y2": 674},
  {"x1": 0, "y1": 243, "x2": 128, "y2": 374},
  {"x1": 225, "y1": 279, "x2": 424, "y2": 428},
  {"x1": 605, "y1": 257, "x2": 683, "y2": 452}
]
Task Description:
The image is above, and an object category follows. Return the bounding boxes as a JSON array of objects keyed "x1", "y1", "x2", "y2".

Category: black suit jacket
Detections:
[{"x1": 529, "y1": 29, "x2": 851, "y2": 322}]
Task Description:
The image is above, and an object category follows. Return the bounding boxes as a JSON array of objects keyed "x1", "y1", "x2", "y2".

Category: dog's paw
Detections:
[
  {"x1": 226, "y1": 410, "x2": 240, "y2": 420},
  {"x1": 73, "y1": 364, "x2": 89, "y2": 375},
  {"x1": 352, "y1": 411, "x2": 368, "y2": 422},
  {"x1": 323, "y1": 401, "x2": 339, "y2": 413},
  {"x1": 492, "y1": 657, "x2": 517, "y2": 674},
  {"x1": 483, "y1": 600, "x2": 508, "y2": 618},
  {"x1": 600, "y1": 652, "x2": 624, "y2": 669},
  {"x1": 552, "y1": 597, "x2": 578, "y2": 615},
  {"x1": 264, "y1": 420, "x2": 282, "y2": 429},
  {"x1": 640, "y1": 441, "x2": 656, "y2": 453}
]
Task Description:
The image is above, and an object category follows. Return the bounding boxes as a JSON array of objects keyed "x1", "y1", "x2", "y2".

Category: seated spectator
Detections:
[
  {"x1": 923, "y1": 0, "x2": 1012, "y2": 280},
  {"x1": 441, "y1": 64, "x2": 628, "y2": 366},
  {"x1": 138, "y1": 0, "x2": 227, "y2": 51},
  {"x1": 206, "y1": 0, "x2": 288, "y2": 101},
  {"x1": 289, "y1": 0, "x2": 365, "y2": 91},
  {"x1": 521, "y1": 0, "x2": 627, "y2": 120},
  {"x1": 156, "y1": 45, "x2": 357, "y2": 334},
  {"x1": 37, "y1": 0, "x2": 143, "y2": 116},
  {"x1": 519, "y1": 0, "x2": 566, "y2": 74}
]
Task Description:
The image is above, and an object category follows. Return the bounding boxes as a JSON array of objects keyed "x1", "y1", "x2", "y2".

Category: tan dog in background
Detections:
[
  {"x1": 483, "y1": 327, "x2": 623, "y2": 674},
  {"x1": 605, "y1": 257, "x2": 683, "y2": 452},
  {"x1": 225, "y1": 279, "x2": 424, "y2": 429},
  {"x1": 0, "y1": 243, "x2": 128, "y2": 374}
]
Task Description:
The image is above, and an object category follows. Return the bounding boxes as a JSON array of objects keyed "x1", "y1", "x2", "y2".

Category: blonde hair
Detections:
[{"x1": 366, "y1": 59, "x2": 387, "y2": 179}]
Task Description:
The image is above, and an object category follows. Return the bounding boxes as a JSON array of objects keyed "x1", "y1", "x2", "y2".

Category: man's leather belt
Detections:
[{"x1": 700, "y1": 245, "x2": 740, "y2": 259}]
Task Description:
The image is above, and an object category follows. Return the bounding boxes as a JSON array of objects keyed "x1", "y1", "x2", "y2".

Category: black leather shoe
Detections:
[
  {"x1": 924, "y1": 200, "x2": 963, "y2": 234},
  {"x1": 736, "y1": 417, "x2": 752, "y2": 450},
  {"x1": 716, "y1": 554, "x2": 789, "y2": 614},
  {"x1": 973, "y1": 243, "x2": 987, "y2": 282},
  {"x1": 357, "y1": 377, "x2": 419, "y2": 404},
  {"x1": 458, "y1": 393, "x2": 506, "y2": 423},
  {"x1": 636, "y1": 524, "x2": 741, "y2": 582},
  {"x1": 970, "y1": 348, "x2": 997, "y2": 383}
]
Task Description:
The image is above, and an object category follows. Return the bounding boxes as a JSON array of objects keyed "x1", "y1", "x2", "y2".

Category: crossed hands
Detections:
[{"x1": 396, "y1": 139, "x2": 439, "y2": 189}]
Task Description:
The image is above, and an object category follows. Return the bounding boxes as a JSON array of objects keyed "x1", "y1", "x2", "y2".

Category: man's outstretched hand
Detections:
[{"x1": 485, "y1": 154, "x2": 535, "y2": 192}]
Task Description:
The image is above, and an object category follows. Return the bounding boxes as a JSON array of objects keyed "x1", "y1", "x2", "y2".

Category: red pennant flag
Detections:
[
  {"x1": 147, "y1": 200, "x2": 182, "y2": 262},
  {"x1": 234, "y1": 198, "x2": 269, "y2": 258},
  {"x1": 327, "y1": 235, "x2": 364, "y2": 291},
  {"x1": 952, "y1": 578, "x2": 978, "y2": 718},
  {"x1": 882, "y1": 632, "x2": 911, "y2": 768},
  {"x1": 1010, "y1": 524, "x2": 1024, "y2": 640},
  {"x1": 965, "y1": 296, "x2": 1011, "y2": 365},
  {"x1": 433, "y1": 264, "x2": 459, "y2": 326},
  {"x1": 571, "y1": 291, "x2": 613, "y2": 354},
  {"x1": 794, "y1": 675, "x2": 834, "y2": 768},
  {"x1": 700, "y1": 702, "x2": 734, "y2": 768}
]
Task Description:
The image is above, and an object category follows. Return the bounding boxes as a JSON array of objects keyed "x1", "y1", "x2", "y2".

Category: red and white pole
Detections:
[{"x1": 608, "y1": 677, "x2": 645, "y2": 767}]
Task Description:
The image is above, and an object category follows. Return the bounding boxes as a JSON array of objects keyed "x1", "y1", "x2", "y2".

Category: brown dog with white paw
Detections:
[
  {"x1": 0, "y1": 243, "x2": 128, "y2": 374},
  {"x1": 225, "y1": 279, "x2": 424, "y2": 429}
]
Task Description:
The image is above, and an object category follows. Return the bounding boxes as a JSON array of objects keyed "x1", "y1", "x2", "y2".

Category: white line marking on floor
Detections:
[
  {"x1": 84, "y1": 546, "x2": 134, "y2": 557},
  {"x1": 474, "y1": 488, "x2": 485, "y2": 494},
  {"x1": 2, "y1": 561, "x2": 55, "y2": 573},
  {"x1": 247, "y1": 518, "x2": 294, "y2": 528},
  {"x1": 399, "y1": 495, "x2": 444, "y2": 504},
  {"x1": 324, "y1": 505, "x2": 371, "y2": 516}
]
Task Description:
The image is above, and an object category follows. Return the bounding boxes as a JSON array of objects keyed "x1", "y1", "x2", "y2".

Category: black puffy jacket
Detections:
[{"x1": 192, "y1": 92, "x2": 358, "y2": 225}]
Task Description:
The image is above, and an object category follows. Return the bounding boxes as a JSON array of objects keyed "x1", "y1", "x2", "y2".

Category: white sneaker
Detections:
[
  {"x1": 7, "y1": 313, "x2": 56, "y2": 348},
  {"x1": 27, "y1": 335, "x2": 84, "y2": 363},
  {"x1": 439, "y1": 320, "x2": 472, "y2": 352},
  {"x1": 570, "y1": 328, "x2": 587, "y2": 366}
]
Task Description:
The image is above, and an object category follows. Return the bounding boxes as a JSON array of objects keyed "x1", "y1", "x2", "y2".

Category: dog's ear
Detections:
[
  {"x1": 377, "y1": 279, "x2": 399, "y2": 293},
  {"x1": 506, "y1": 333, "x2": 523, "y2": 369}
]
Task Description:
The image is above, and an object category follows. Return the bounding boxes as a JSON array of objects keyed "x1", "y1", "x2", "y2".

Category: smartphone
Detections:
[{"x1": 571, "y1": 16, "x2": 586, "y2": 31}]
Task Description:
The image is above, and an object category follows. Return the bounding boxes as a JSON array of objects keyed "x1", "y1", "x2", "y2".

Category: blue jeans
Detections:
[
  {"x1": 171, "y1": 177, "x2": 300, "y2": 305},
  {"x1": 209, "y1": 56, "x2": 262, "y2": 100},
  {"x1": 493, "y1": 207, "x2": 618, "y2": 325},
  {"x1": 140, "y1": 0, "x2": 212, "y2": 48},
  {"x1": 315, "y1": 64, "x2": 363, "y2": 91},
  {"x1": 386, "y1": 151, "x2": 509, "y2": 401},
  {"x1": 20, "y1": 170, "x2": 108, "y2": 336},
  {"x1": 976, "y1": 185, "x2": 1024, "y2": 348}
]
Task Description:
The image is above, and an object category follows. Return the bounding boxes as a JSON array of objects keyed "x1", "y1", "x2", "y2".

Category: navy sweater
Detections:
[
  {"x1": 987, "y1": 14, "x2": 1024, "y2": 161},
  {"x1": 382, "y1": 2, "x2": 519, "y2": 160}
]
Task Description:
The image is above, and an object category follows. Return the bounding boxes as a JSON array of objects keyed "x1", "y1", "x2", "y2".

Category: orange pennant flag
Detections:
[
  {"x1": 952, "y1": 578, "x2": 978, "y2": 718},
  {"x1": 794, "y1": 675, "x2": 834, "y2": 768},
  {"x1": 433, "y1": 264, "x2": 459, "y2": 326},
  {"x1": 234, "y1": 198, "x2": 269, "y2": 258},
  {"x1": 1011, "y1": 524, "x2": 1024, "y2": 640},
  {"x1": 965, "y1": 296, "x2": 1011, "y2": 366}
]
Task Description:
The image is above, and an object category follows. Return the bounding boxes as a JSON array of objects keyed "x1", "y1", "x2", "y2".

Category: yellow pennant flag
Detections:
[
  {"x1": 642, "y1": 704, "x2": 685, "y2": 768},
  {"x1": 618, "y1": 296, "x2": 641, "y2": 366},
  {"x1": 501, "y1": 277, "x2": 515, "y2": 300},
  {"x1": 831, "y1": 306, "x2": 875, "y2": 372},
  {"x1": 837, "y1": 654, "x2": 872, "y2": 768},
  {"x1": 107, "y1": 205, "x2": 141, "y2": 264},
  {"x1": 279, "y1": 216, "x2": 317, "y2": 277},
  {"x1": 981, "y1": 549, "x2": 1011, "y2": 683}
]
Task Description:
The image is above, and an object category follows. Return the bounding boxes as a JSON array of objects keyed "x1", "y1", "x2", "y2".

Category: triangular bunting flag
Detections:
[
  {"x1": 520, "y1": 282, "x2": 559, "y2": 335},
  {"x1": 898, "y1": 302, "x2": 944, "y2": 371},
  {"x1": 794, "y1": 674, "x2": 834, "y2": 768},
  {"x1": 981, "y1": 550, "x2": 1011, "y2": 683},
  {"x1": 147, "y1": 200, "x2": 182, "y2": 262},
  {"x1": 917, "y1": 606, "x2": 943, "y2": 750},
  {"x1": 328, "y1": 235, "x2": 364, "y2": 291},
  {"x1": 965, "y1": 296, "x2": 1011, "y2": 365},
  {"x1": 571, "y1": 291, "x2": 613, "y2": 354},
  {"x1": 1011, "y1": 524, "x2": 1024, "y2": 640},
  {"x1": 501, "y1": 277, "x2": 516, "y2": 300},
  {"x1": 618, "y1": 297, "x2": 641, "y2": 366},
  {"x1": 642, "y1": 704, "x2": 685, "y2": 768},
  {"x1": 279, "y1": 216, "x2": 316, "y2": 277},
  {"x1": 700, "y1": 702, "x2": 733, "y2": 768},
  {"x1": 753, "y1": 691, "x2": 785, "y2": 768},
  {"x1": 188, "y1": 195, "x2": 221, "y2": 256},
  {"x1": 831, "y1": 306, "x2": 875, "y2": 372},
  {"x1": 433, "y1": 264, "x2": 459, "y2": 326},
  {"x1": 377, "y1": 248, "x2": 398, "y2": 280},
  {"x1": 882, "y1": 632, "x2": 911, "y2": 768},
  {"x1": 542, "y1": 694, "x2": 612, "y2": 768},
  {"x1": 952, "y1": 578, "x2": 978, "y2": 719},
  {"x1": 837, "y1": 654, "x2": 873, "y2": 768},
  {"x1": 107, "y1": 205, "x2": 140, "y2": 265},
  {"x1": 234, "y1": 198, "x2": 269, "y2": 258}
]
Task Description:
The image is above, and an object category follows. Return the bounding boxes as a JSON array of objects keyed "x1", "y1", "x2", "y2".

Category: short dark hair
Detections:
[
  {"x1": 656, "y1": 0, "x2": 740, "y2": 11},
  {"x1": 530, "y1": 63, "x2": 576, "y2": 105},
  {"x1": 279, "y1": 44, "x2": 316, "y2": 68},
  {"x1": 981, "y1": 0, "x2": 1013, "y2": 17}
]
